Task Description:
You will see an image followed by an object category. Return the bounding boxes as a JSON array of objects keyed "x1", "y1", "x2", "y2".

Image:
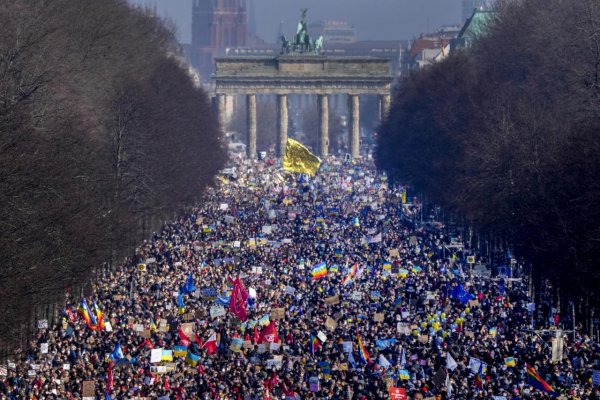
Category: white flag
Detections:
[{"x1": 446, "y1": 353, "x2": 458, "y2": 371}]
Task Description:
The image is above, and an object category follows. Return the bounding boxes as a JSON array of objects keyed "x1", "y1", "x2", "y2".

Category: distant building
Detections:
[
  {"x1": 461, "y1": 0, "x2": 489, "y2": 22},
  {"x1": 454, "y1": 9, "x2": 497, "y2": 49},
  {"x1": 308, "y1": 20, "x2": 357, "y2": 44},
  {"x1": 406, "y1": 27, "x2": 458, "y2": 71},
  {"x1": 191, "y1": 0, "x2": 249, "y2": 81}
]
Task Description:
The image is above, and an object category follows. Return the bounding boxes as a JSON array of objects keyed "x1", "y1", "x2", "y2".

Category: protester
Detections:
[{"x1": 0, "y1": 156, "x2": 598, "y2": 400}]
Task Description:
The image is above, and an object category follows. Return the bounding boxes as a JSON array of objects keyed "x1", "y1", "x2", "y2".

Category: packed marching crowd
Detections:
[{"x1": 1, "y1": 155, "x2": 599, "y2": 400}]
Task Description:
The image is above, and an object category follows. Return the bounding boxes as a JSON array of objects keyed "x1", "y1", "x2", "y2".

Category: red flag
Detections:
[
  {"x1": 141, "y1": 338, "x2": 154, "y2": 349},
  {"x1": 229, "y1": 276, "x2": 248, "y2": 321},
  {"x1": 66, "y1": 307, "x2": 76, "y2": 323},
  {"x1": 197, "y1": 362, "x2": 206, "y2": 375},
  {"x1": 253, "y1": 326, "x2": 260, "y2": 343},
  {"x1": 194, "y1": 333, "x2": 203, "y2": 347},
  {"x1": 164, "y1": 377, "x2": 170, "y2": 390},
  {"x1": 259, "y1": 321, "x2": 279, "y2": 344},
  {"x1": 107, "y1": 361, "x2": 114, "y2": 394},
  {"x1": 203, "y1": 331, "x2": 218, "y2": 354},
  {"x1": 178, "y1": 326, "x2": 191, "y2": 347},
  {"x1": 271, "y1": 371, "x2": 278, "y2": 388}
]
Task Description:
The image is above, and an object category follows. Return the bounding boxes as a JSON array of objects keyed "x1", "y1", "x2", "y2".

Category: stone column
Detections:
[
  {"x1": 246, "y1": 94, "x2": 257, "y2": 159},
  {"x1": 379, "y1": 94, "x2": 391, "y2": 121},
  {"x1": 216, "y1": 93, "x2": 227, "y2": 130},
  {"x1": 348, "y1": 94, "x2": 360, "y2": 159},
  {"x1": 277, "y1": 94, "x2": 288, "y2": 157},
  {"x1": 318, "y1": 94, "x2": 329, "y2": 157}
]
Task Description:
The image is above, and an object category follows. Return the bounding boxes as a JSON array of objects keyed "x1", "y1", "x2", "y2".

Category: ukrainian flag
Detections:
[
  {"x1": 505, "y1": 357, "x2": 516, "y2": 367},
  {"x1": 185, "y1": 351, "x2": 200, "y2": 367},
  {"x1": 282, "y1": 138, "x2": 321, "y2": 176},
  {"x1": 161, "y1": 350, "x2": 173, "y2": 362},
  {"x1": 173, "y1": 345, "x2": 188, "y2": 358},
  {"x1": 398, "y1": 369, "x2": 411, "y2": 380}
]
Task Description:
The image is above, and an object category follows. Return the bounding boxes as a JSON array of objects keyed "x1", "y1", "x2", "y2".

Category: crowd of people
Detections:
[{"x1": 1, "y1": 156, "x2": 599, "y2": 400}]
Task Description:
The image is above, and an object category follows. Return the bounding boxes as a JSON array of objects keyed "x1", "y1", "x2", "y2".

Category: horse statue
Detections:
[
  {"x1": 280, "y1": 35, "x2": 291, "y2": 54},
  {"x1": 313, "y1": 35, "x2": 324, "y2": 53}
]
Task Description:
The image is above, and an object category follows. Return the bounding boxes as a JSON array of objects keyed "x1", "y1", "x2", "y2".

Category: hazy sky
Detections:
[{"x1": 130, "y1": 0, "x2": 463, "y2": 44}]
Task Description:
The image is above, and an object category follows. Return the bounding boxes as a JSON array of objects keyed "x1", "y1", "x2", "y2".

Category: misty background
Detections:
[{"x1": 130, "y1": 0, "x2": 463, "y2": 44}]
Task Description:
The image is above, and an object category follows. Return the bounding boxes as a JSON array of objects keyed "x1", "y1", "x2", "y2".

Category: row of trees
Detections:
[
  {"x1": 376, "y1": 0, "x2": 600, "y2": 322},
  {"x1": 0, "y1": 1, "x2": 226, "y2": 355}
]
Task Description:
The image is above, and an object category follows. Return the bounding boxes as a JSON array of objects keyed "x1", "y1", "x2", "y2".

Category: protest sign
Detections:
[
  {"x1": 342, "y1": 341, "x2": 353, "y2": 353},
  {"x1": 309, "y1": 376, "x2": 319, "y2": 392},
  {"x1": 271, "y1": 308, "x2": 285, "y2": 320},
  {"x1": 181, "y1": 322, "x2": 195, "y2": 338},
  {"x1": 324, "y1": 295, "x2": 340, "y2": 305},
  {"x1": 151, "y1": 349, "x2": 162, "y2": 363},
  {"x1": 351, "y1": 292, "x2": 363, "y2": 301},
  {"x1": 592, "y1": 370, "x2": 600, "y2": 386},
  {"x1": 82, "y1": 381, "x2": 95, "y2": 398},
  {"x1": 325, "y1": 316, "x2": 338, "y2": 331},
  {"x1": 317, "y1": 331, "x2": 327, "y2": 342},
  {"x1": 389, "y1": 387, "x2": 407, "y2": 400},
  {"x1": 210, "y1": 305, "x2": 226, "y2": 318}
]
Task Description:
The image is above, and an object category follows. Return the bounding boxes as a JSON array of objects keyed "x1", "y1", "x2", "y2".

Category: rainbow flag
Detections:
[
  {"x1": 526, "y1": 364, "x2": 556, "y2": 395},
  {"x1": 309, "y1": 334, "x2": 319, "y2": 355},
  {"x1": 474, "y1": 362, "x2": 483, "y2": 389},
  {"x1": 311, "y1": 262, "x2": 327, "y2": 280},
  {"x1": 357, "y1": 332, "x2": 370, "y2": 364},
  {"x1": 78, "y1": 298, "x2": 97, "y2": 330},
  {"x1": 93, "y1": 300, "x2": 105, "y2": 331},
  {"x1": 342, "y1": 263, "x2": 358, "y2": 286}
]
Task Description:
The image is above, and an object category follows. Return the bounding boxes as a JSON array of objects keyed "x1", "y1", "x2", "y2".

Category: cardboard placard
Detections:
[
  {"x1": 418, "y1": 334, "x2": 429, "y2": 344},
  {"x1": 139, "y1": 329, "x2": 151, "y2": 339},
  {"x1": 374, "y1": 313, "x2": 385, "y2": 322},
  {"x1": 183, "y1": 312, "x2": 195, "y2": 322},
  {"x1": 271, "y1": 308, "x2": 285, "y2": 320},
  {"x1": 82, "y1": 381, "x2": 95, "y2": 397},
  {"x1": 210, "y1": 305, "x2": 226, "y2": 318},
  {"x1": 325, "y1": 316, "x2": 338, "y2": 331},
  {"x1": 317, "y1": 331, "x2": 327, "y2": 342},
  {"x1": 181, "y1": 322, "x2": 195, "y2": 338},
  {"x1": 324, "y1": 295, "x2": 340, "y2": 305}
]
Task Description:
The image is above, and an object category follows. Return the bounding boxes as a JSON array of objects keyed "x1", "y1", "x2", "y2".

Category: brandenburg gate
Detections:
[{"x1": 213, "y1": 54, "x2": 393, "y2": 159}]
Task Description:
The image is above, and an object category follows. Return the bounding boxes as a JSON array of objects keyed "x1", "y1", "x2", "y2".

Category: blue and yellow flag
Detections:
[{"x1": 283, "y1": 138, "x2": 321, "y2": 176}]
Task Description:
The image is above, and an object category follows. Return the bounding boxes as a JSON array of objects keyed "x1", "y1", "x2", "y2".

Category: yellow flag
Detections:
[{"x1": 283, "y1": 138, "x2": 321, "y2": 176}]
